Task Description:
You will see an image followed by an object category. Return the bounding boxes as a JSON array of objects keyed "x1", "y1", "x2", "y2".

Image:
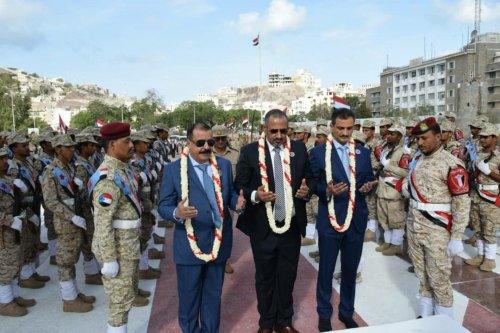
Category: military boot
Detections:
[
  {"x1": 78, "y1": 293, "x2": 96, "y2": 304},
  {"x1": 464, "y1": 255, "x2": 484, "y2": 266},
  {"x1": 49, "y1": 256, "x2": 57, "y2": 265},
  {"x1": 479, "y1": 259, "x2": 496, "y2": 272},
  {"x1": 308, "y1": 250, "x2": 320, "y2": 258},
  {"x1": 19, "y1": 276, "x2": 45, "y2": 289},
  {"x1": 85, "y1": 273, "x2": 103, "y2": 285},
  {"x1": 301, "y1": 237, "x2": 316, "y2": 246},
  {"x1": 33, "y1": 272, "x2": 50, "y2": 283},
  {"x1": 382, "y1": 245, "x2": 403, "y2": 256},
  {"x1": 139, "y1": 267, "x2": 161, "y2": 280},
  {"x1": 63, "y1": 297, "x2": 93, "y2": 313},
  {"x1": 364, "y1": 230, "x2": 376, "y2": 242},
  {"x1": 137, "y1": 288, "x2": 151, "y2": 298},
  {"x1": 152, "y1": 233, "x2": 165, "y2": 245},
  {"x1": 375, "y1": 243, "x2": 390, "y2": 252},
  {"x1": 132, "y1": 295, "x2": 149, "y2": 307},
  {"x1": 148, "y1": 248, "x2": 165, "y2": 260},
  {"x1": 14, "y1": 297, "x2": 36, "y2": 307},
  {"x1": 0, "y1": 301, "x2": 28, "y2": 317},
  {"x1": 464, "y1": 234, "x2": 477, "y2": 245}
]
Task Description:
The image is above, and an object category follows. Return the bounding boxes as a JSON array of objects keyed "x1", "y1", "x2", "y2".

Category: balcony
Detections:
[
  {"x1": 487, "y1": 77, "x2": 500, "y2": 87},
  {"x1": 487, "y1": 92, "x2": 500, "y2": 102}
]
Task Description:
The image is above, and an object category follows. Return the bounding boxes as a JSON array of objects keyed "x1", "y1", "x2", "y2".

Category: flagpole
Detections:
[{"x1": 258, "y1": 34, "x2": 263, "y2": 124}]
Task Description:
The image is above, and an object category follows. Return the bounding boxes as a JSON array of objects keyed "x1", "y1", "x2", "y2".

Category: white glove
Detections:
[
  {"x1": 476, "y1": 160, "x2": 491, "y2": 175},
  {"x1": 101, "y1": 261, "x2": 119, "y2": 278},
  {"x1": 28, "y1": 215, "x2": 40, "y2": 227},
  {"x1": 380, "y1": 153, "x2": 389, "y2": 167},
  {"x1": 447, "y1": 239, "x2": 464, "y2": 257},
  {"x1": 11, "y1": 216, "x2": 23, "y2": 232},
  {"x1": 13, "y1": 179, "x2": 28, "y2": 193},
  {"x1": 74, "y1": 177, "x2": 84, "y2": 189},
  {"x1": 71, "y1": 215, "x2": 87, "y2": 230}
]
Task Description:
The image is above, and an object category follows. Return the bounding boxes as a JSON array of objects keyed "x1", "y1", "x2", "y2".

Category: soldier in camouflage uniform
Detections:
[
  {"x1": 0, "y1": 147, "x2": 36, "y2": 317},
  {"x1": 42, "y1": 134, "x2": 95, "y2": 313},
  {"x1": 90, "y1": 122, "x2": 149, "y2": 333},
  {"x1": 464, "y1": 123, "x2": 499, "y2": 271},
  {"x1": 130, "y1": 132, "x2": 162, "y2": 280},
  {"x1": 403, "y1": 117, "x2": 470, "y2": 319},
  {"x1": 153, "y1": 124, "x2": 171, "y2": 164},
  {"x1": 33, "y1": 133, "x2": 58, "y2": 265},
  {"x1": 7, "y1": 134, "x2": 49, "y2": 289},
  {"x1": 440, "y1": 120, "x2": 464, "y2": 160},
  {"x1": 74, "y1": 134, "x2": 103, "y2": 285},
  {"x1": 375, "y1": 126, "x2": 410, "y2": 256}
]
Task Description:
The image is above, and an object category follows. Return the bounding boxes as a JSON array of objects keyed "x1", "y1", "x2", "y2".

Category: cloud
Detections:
[
  {"x1": 433, "y1": 0, "x2": 500, "y2": 24},
  {"x1": 0, "y1": 0, "x2": 45, "y2": 50},
  {"x1": 167, "y1": 0, "x2": 216, "y2": 17},
  {"x1": 231, "y1": 0, "x2": 306, "y2": 35}
]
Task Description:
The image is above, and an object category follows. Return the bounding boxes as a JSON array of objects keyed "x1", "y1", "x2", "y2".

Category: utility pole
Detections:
[{"x1": 4, "y1": 92, "x2": 15, "y2": 131}]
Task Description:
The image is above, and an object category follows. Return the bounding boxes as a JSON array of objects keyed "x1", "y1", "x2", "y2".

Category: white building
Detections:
[
  {"x1": 292, "y1": 69, "x2": 321, "y2": 89},
  {"x1": 268, "y1": 72, "x2": 293, "y2": 87}
]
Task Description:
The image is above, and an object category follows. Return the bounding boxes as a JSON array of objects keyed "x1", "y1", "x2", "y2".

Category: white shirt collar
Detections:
[{"x1": 332, "y1": 138, "x2": 348, "y2": 150}]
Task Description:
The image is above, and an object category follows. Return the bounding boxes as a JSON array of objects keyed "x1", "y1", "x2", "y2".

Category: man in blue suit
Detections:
[
  {"x1": 159, "y1": 122, "x2": 245, "y2": 333},
  {"x1": 309, "y1": 109, "x2": 376, "y2": 331}
]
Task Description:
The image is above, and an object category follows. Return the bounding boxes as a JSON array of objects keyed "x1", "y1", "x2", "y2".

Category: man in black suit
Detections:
[{"x1": 235, "y1": 109, "x2": 313, "y2": 333}]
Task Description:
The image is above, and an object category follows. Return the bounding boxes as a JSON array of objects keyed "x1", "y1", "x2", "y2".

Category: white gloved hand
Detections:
[
  {"x1": 73, "y1": 177, "x2": 84, "y2": 189},
  {"x1": 476, "y1": 160, "x2": 491, "y2": 175},
  {"x1": 71, "y1": 215, "x2": 87, "y2": 230},
  {"x1": 13, "y1": 179, "x2": 28, "y2": 193},
  {"x1": 380, "y1": 153, "x2": 390, "y2": 167},
  {"x1": 11, "y1": 216, "x2": 23, "y2": 232},
  {"x1": 447, "y1": 239, "x2": 464, "y2": 257},
  {"x1": 101, "y1": 261, "x2": 119, "y2": 278},
  {"x1": 28, "y1": 215, "x2": 40, "y2": 227}
]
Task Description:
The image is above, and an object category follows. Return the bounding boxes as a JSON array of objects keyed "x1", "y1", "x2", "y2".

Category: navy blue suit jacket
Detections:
[
  {"x1": 309, "y1": 143, "x2": 374, "y2": 236},
  {"x1": 158, "y1": 156, "x2": 239, "y2": 265}
]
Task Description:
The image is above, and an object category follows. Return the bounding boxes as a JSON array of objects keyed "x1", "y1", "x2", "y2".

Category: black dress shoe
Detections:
[
  {"x1": 318, "y1": 317, "x2": 332, "y2": 332},
  {"x1": 338, "y1": 313, "x2": 359, "y2": 329}
]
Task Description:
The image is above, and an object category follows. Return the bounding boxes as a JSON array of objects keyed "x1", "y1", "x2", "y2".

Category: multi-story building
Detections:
[
  {"x1": 268, "y1": 72, "x2": 293, "y2": 87},
  {"x1": 367, "y1": 32, "x2": 500, "y2": 124}
]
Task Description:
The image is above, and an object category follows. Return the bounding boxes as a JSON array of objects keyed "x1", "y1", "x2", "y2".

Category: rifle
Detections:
[
  {"x1": 12, "y1": 186, "x2": 24, "y2": 244},
  {"x1": 73, "y1": 183, "x2": 88, "y2": 244}
]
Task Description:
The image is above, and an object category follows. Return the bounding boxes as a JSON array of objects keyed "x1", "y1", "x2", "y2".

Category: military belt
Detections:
[
  {"x1": 112, "y1": 219, "x2": 141, "y2": 229},
  {"x1": 409, "y1": 199, "x2": 451, "y2": 212}
]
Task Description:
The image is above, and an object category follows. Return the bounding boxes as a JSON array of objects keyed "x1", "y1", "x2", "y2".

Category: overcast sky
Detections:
[{"x1": 1, "y1": 0, "x2": 499, "y2": 103}]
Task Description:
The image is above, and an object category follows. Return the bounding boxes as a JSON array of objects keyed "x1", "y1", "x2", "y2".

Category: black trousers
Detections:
[{"x1": 250, "y1": 228, "x2": 301, "y2": 329}]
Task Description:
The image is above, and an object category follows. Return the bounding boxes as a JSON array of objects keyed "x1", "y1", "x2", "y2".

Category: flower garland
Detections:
[
  {"x1": 180, "y1": 146, "x2": 224, "y2": 262},
  {"x1": 325, "y1": 134, "x2": 357, "y2": 232},
  {"x1": 258, "y1": 132, "x2": 294, "y2": 234}
]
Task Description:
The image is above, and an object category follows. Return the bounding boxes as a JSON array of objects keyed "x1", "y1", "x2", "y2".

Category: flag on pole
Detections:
[
  {"x1": 253, "y1": 34, "x2": 259, "y2": 46},
  {"x1": 58, "y1": 114, "x2": 68, "y2": 133},
  {"x1": 96, "y1": 118, "x2": 106, "y2": 128},
  {"x1": 331, "y1": 96, "x2": 351, "y2": 110}
]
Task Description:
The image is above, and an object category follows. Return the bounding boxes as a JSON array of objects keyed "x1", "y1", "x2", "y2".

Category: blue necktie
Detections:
[
  {"x1": 196, "y1": 164, "x2": 223, "y2": 228},
  {"x1": 338, "y1": 145, "x2": 350, "y2": 176}
]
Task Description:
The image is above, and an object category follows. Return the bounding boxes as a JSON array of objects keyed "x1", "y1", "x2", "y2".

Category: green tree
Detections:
[
  {"x1": 345, "y1": 96, "x2": 360, "y2": 109},
  {"x1": 307, "y1": 103, "x2": 331, "y2": 121},
  {"x1": 70, "y1": 100, "x2": 131, "y2": 129},
  {"x1": 354, "y1": 100, "x2": 372, "y2": 119}
]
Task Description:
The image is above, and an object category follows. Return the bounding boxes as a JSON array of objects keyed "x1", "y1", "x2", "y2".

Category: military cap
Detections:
[
  {"x1": 445, "y1": 112, "x2": 457, "y2": 119},
  {"x1": 405, "y1": 119, "x2": 416, "y2": 128},
  {"x1": 294, "y1": 125, "x2": 304, "y2": 133},
  {"x1": 52, "y1": 134, "x2": 75, "y2": 147},
  {"x1": 412, "y1": 117, "x2": 440, "y2": 136},
  {"x1": 0, "y1": 147, "x2": 9, "y2": 157},
  {"x1": 155, "y1": 124, "x2": 168, "y2": 132},
  {"x1": 212, "y1": 125, "x2": 228, "y2": 138},
  {"x1": 362, "y1": 120, "x2": 375, "y2": 128},
  {"x1": 67, "y1": 128, "x2": 78, "y2": 136},
  {"x1": 479, "y1": 123, "x2": 498, "y2": 137},
  {"x1": 75, "y1": 134, "x2": 98, "y2": 144},
  {"x1": 302, "y1": 126, "x2": 311, "y2": 134},
  {"x1": 288, "y1": 122, "x2": 297, "y2": 130},
  {"x1": 316, "y1": 119, "x2": 329, "y2": 128},
  {"x1": 440, "y1": 119, "x2": 455, "y2": 133},
  {"x1": 387, "y1": 125, "x2": 405, "y2": 136},
  {"x1": 316, "y1": 127, "x2": 330, "y2": 136},
  {"x1": 100, "y1": 122, "x2": 131, "y2": 140},
  {"x1": 352, "y1": 131, "x2": 366, "y2": 144},
  {"x1": 7, "y1": 133, "x2": 29, "y2": 146},
  {"x1": 379, "y1": 118, "x2": 393, "y2": 127},
  {"x1": 139, "y1": 130, "x2": 156, "y2": 141},
  {"x1": 131, "y1": 132, "x2": 150, "y2": 143},
  {"x1": 469, "y1": 116, "x2": 487, "y2": 129}
]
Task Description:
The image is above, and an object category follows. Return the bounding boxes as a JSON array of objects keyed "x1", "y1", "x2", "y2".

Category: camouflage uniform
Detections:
[
  {"x1": 406, "y1": 146, "x2": 470, "y2": 315},
  {"x1": 441, "y1": 120, "x2": 464, "y2": 160},
  {"x1": 364, "y1": 130, "x2": 382, "y2": 229},
  {"x1": 91, "y1": 155, "x2": 142, "y2": 327}
]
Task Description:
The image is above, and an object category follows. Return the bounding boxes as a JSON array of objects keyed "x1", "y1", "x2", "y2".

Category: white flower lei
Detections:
[
  {"x1": 258, "y1": 133, "x2": 294, "y2": 234},
  {"x1": 180, "y1": 147, "x2": 224, "y2": 262},
  {"x1": 325, "y1": 135, "x2": 357, "y2": 232}
]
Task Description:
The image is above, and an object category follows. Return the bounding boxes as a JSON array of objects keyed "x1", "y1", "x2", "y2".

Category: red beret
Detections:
[
  {"x1": 100, "y1": 122, "x2": 131, "y2": 140},
  {"x1": 412, "y1": 117, "x2": 440, "y2": 136}
]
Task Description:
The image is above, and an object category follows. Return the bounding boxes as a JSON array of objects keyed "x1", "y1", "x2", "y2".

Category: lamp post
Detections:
[{"x1": 4, "y1": 92, "x2": 15, "y2": 131}]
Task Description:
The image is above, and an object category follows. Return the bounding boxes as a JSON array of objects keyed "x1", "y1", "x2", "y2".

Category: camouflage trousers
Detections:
[
  {"x1": 44, "y1": 209, "x2": 57, "y2": 241},
  {"x1": 471, "y1": 196, "x2": 500, "y2": 244},
  {"x1": 103, "y1": 259, "x2": 139, "y2": 327},
  {"x1": 56, "y1": 230, "x2": 83, "y2": 281},
  {"x1": 140, "y1": 213, "x2": 155, "y2": 253},
  {"x1": 367, "y1": 192, "x2": 378, "y2": 221},
  {"x1": 407, "y1": 210, "x2": 453, "y2": 307},
  {"x1": 306, "y1": 195, "x2": 318, "y2": 225},
  {"x1": 21, "y1": 221, "x2": 38, "y2": 266},
  {"x1": 81, "y1": 211, "x2": 96, "y2": 262},
  {"x1": 469, "y1": 197, "x2": 481, "y2": 240},
  {"x1": 0, "y1": 229, "x2": 21, "y2": 284},
  {"x1": 377, "y1": 198, "x2": 406, "y2": 230}
]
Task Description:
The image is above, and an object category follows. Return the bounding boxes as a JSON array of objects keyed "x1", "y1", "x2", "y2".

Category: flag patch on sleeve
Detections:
[{"x1": 98, "y1": 193, "x2": 113, "y2": 207}]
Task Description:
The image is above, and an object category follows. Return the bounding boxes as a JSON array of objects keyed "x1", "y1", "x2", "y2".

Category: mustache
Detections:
[{"x1": 199, "y1": 149, "x2": 212, "y2": 154}]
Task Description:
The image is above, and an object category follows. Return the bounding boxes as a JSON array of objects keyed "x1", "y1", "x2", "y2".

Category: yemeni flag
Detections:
[
  {"x1": 58, "y1": 114, "x2": 68, "y2": 133},
  {"x1": 253, "y1": 34, "x2": 259, "y2": 46},
  {"x1": 331, "y1": 96, "x2": 351, "y2": 110},
  {"x1": 96, "y1": 118, "x2": 106, "y2": 128}
]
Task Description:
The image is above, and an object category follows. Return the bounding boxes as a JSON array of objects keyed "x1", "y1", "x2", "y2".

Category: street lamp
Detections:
[{"x1": 4, "y1": 92, "x2": 15, "y2": 131}]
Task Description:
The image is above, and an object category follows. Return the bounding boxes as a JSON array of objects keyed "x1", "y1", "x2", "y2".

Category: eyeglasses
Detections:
[
  {"x1": 214, "y1": 137, "x2": 227, "y2": 141},
  {"x1": 191, "y1": 139, "x2": 216, "y2": 147},
  {"x1": 269, "y1": 129, "x2": 287, "y2": 134}
]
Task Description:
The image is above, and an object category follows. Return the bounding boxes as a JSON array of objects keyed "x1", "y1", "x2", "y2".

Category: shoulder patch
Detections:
[
  {"x1": 98, "y1": 193, "x2": 113, "y2": 206},
  {"x1": 448, "y1": 166, "x2": 469, "y2": 195}
]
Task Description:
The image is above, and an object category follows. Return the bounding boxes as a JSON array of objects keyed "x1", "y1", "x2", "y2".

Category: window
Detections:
[
  {"x1": 447, "y1": 104, "x2": 455, "y2": 111},
  {"x1": 419, "y1": 82, "x2": 426, "y2": 89},
  {"x1": 395, "y1": 86, "x2": 400, "y2": 94},
  {"x1": 402, "y1": 73, "x2": 408, "y2": 80},
  {"x1": 438, "y1": 92, "x2": 445, "y2": 100},
  {"x1": 429, "y1": 80, "x2": 435, "y2": 87},
  {"x1": 387, "y1": 98, "x2": 391, "y2": 104},
  {"x1": 448, "y1": 61, "x2": 455, "y2": 69},
  {"x1": 387, "y1": 76, "x2": 392, "y2": 83},
  {"x1": 410, "y1": 95, "x2": 416, "y2": 102},
  {"x1": 402, "y1": 97, "x2": 408, "y2": 103},
  {"x1": 427, "y1": 66, "x2": 435, "y2": 75},
  {"x1": 488, "y1": 72, "x2": 496, "y2": 78},
  {"x1": 428, "y1": 93, "x2": 435, "y2": 100},
  {"x1": 448, "y1": 75, "x2": 455, "y2": 83},
  {"x1": 438, "y1": 78, "x2": 445, "y2": 85},
  {"x1": 395, "y1": 98, "x2": 400, "y2": 104},
  {"x1": 438, "y1": 64, "x2": 445, "y2": 73},
  {"x1": 411, "y1": 70, "x2": 417, "y2": 78},
  {"x1": 438, "y1": 105, "x2": 445, "y2": 112},
  {"x1": 448, "y1": 89, "x2": 454, "y2": 97},
  {"x1": 403, "y1": 85, "x2": 408, "y2": 93},
  {"x1": 395, "y1": 74, "x2": 400, "y2": 83},
  {"x1": 411, "y1": 83, "x2": 416, "y2": 92},
  {"x1": 419, "y1": 94, "x2": 425, "y2": 102},
  {"x1": 387, "y1": 87, "x2": 392, "y2": 94},
  {"x1": 419, "y1": 68, "x2": 426, "y2": 76}
]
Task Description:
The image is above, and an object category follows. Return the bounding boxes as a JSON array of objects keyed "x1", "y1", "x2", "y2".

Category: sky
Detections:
[{"x1": 1, "y1": 0, "x2": 499, "y2": 103}]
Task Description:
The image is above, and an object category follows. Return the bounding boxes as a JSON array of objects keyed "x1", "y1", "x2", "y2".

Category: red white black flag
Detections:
[
  {"x1": 58, "y1": 114, "x2": 68, "y2": 133},
  {"x1": 253, "y1": 34, "x2": 259, "y2": 46}
]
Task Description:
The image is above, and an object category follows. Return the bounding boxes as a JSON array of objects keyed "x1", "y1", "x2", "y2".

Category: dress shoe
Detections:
[
  {"x1": 152, "y1": 233, "x2": 165, "y2": 245},
  {"x1": 338, "y1": 313, "x2": 359, "y2": 329},
  {"x1": 33, "y1": 272, "x2": 50, "y2": 283},
  {"x1": 318, "y1": 317, "x2": 332, "y2": 332},
  {"x1": 257, "y1": 328, "x2": 272, "y2": 333},
  {"x1": 225, "y1": 262, "x2": 234, "y2": 274},
  {"x1": 275, "y1": 325, "x2": 299, "y2": 333},
  {"x1": 148, "y1": 248, "x2": 165, "y2": 260}
]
